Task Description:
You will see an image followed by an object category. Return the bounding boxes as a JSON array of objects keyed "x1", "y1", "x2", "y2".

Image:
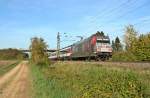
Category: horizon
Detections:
[{"x1": 0, "y1": 0, "x2": 150, "y2": 49}]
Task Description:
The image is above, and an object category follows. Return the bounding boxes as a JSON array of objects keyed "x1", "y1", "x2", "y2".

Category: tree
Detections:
[
  {"x1": 115, "y1": 37, "x2": 122, "y2": 51},
  {"x1": 133, "y1": 33, "x2": 150, "y2": 61},
  {"x1": 0, "y1": 48, "x2": 28, "y2": 60},
  {"x1": 112, "y1": 37, "x2": 122, "y2": 52},
  {"x1": 111, "y1": 40, "x2": 115, "y2": 51},
  {"x1": 100, "y1": 31, "x2": 105, "y2": 36},
  {"x1": 124, "y1": 25, "x2": 137, "y2": 50},
  {"x1": 96, "y1": 31, "x2": 105, "y2": 36},
  {"x1": 29, "y1": 37, "x2": 49, "y2": 65}
]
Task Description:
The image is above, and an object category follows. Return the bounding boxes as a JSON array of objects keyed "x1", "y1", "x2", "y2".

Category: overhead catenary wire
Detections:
[
  {"x1": 85, "y1": 0, "x2": 137, "y2": 27},
  {"x1": 67, "y1": 0, "x2": 140, "y2": 39},
  {"x1": 86, "y1": 0, "x2": 150, "y2": 35},
  {"x1": 87, "y1": 0, "x2": 138, "y2": 25}
]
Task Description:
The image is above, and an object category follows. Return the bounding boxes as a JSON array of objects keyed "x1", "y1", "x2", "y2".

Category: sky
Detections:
[{"x1": 0, "y1": 0, "x2": 150, "y2": 49}]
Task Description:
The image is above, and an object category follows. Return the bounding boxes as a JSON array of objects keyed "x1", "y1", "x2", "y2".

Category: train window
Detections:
[{"x1": 97, "y1": 40, "x2": 110, "y2": 43}]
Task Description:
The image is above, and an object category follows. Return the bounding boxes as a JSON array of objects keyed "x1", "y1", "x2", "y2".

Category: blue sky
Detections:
[{"x1": 0, "y1": 0, "x2": 150, "y2": 49}]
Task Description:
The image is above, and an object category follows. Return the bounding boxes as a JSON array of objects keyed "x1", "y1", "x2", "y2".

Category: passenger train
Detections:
[{"x1": 49, "y1": 32, "x2": 112, "y2": 61}]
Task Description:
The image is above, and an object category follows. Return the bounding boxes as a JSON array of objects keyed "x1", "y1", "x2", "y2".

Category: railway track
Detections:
[
  {"x1": 102, "y1": 61, "x2": 150, "y2": 63},
  {"x1": 54, "y1": 60, "x2": 150, "y2": 71},
  {"x1": 56, "y1": 60, "x2": 150, "y2": 64}
]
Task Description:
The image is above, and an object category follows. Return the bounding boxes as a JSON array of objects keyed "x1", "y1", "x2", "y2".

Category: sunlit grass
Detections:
[
  {"x1": 30, "y1": 62, "x2": 150, "y2": 98},
  {"x1": 30, "y1": 64, "x2": 73, "y2": 98}
]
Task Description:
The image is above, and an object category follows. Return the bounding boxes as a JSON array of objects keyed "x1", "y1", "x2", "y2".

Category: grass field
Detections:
[
  {"x1": 30, "y1": 61, "x2": 150, "y2": 98},
  {"x1": 0, "y1": 61, "x2": 19, "y2": 76}
]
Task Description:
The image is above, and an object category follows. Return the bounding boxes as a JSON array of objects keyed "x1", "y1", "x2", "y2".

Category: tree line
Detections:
[
  {"x1": 111, "y1": 24, "x2": 150, "y2": 61},
  {"x1": 0, "y1": 48, "x2": 28, "y2": 60}
]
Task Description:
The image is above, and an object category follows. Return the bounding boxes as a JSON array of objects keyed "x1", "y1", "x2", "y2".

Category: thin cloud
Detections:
[{"x1": 139, "y1": 16, "x2": 150, "y2": 21}]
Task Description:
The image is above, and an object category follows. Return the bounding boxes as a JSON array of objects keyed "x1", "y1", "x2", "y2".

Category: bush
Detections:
[
  {"x1": 29, "y1": 37, "x2": 50, "y2": 66},
  {"x1": 132, "y1": 33, "x2": 150, "y2": 61},
  {"x1": 112, "y1": 51, "x2": 137, "y2": 61}
]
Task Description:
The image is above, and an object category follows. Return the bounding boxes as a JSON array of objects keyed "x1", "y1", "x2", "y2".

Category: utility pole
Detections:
[{"x1": 57, "y1": 32, "x2": 60, "y2": 59}]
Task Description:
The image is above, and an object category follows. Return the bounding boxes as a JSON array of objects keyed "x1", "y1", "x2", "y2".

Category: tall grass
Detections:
[
  {"x1": 30, "y1": 64, "x2": 73, "y2": 98},
  {"x1": 30, "y1": 62, "x2": 150, "y2": 98}
]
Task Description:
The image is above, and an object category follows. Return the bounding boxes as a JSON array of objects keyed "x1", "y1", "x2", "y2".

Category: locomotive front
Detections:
[{"x1": 91, "y1": 34, "x2": 112, "y2": 61}]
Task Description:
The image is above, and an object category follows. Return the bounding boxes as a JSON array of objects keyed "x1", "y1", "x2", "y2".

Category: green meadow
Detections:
[{"x1": 30, "y1": 62, "x2": 150, "y2": 98}]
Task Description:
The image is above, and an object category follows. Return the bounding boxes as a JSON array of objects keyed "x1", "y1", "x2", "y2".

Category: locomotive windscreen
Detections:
[{"x1": 97, "y1": 39, "x2": 110, "y2": 43}]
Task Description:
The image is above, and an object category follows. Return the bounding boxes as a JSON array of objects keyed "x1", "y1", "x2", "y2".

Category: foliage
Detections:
[
  {"x1": 112, "y1": 25, "x2": 150, "y2": 61},
  {"x1": 112, "y1": 51, "x2": 137, "y2": 61},
  {"x1": 29, "y1": 37, "x2": 50, "y2": 66},
  {"x1": 123, "y1": 24, "x2": 150, "y2": 61},
  {"x1": 124, "y1": 24, "x2": 137, "y2": 50},
  {"x1": 96, "y1": 31, "x2": 105, "y2": 36},
  {"x1": 112, "y1": 37, "x2": 122, "y2": 51},
  {"x1": 0, "y1": 48, "x2": 28, "y2": 60},
  {"x1": 111, "y1": 40, "x2": 115, "y2": 51},
  {"x1": 30, "y1": 62, "x2": 150, "y2": 98},
  {"x1": 131, "y1": 33, "x2": 150, "y2": 61}
]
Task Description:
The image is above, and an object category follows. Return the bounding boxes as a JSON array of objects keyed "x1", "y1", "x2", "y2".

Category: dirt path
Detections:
[{"x1": 0, "y1": 61, "x2": 31, "y2": 98}]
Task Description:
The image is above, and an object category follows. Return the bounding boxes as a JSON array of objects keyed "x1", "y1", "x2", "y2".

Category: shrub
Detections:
[
  {"x1": 29, "y1": 37, "x2": 50, "y2": 66},
  {"x1": 112, "y1": 51, "x2": 137, "y2": 61},
  {"x1": 132, "y1": 33, "x2": 150, "y2": 61}
]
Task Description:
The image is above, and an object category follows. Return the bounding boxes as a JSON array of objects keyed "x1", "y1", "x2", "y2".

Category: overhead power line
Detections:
[
  {"x1": 87, "y1": 0, "x2": 138, "y2": 26},
  {"x1": 92, "y1": 0, "x2": 149, "y2": 33},
  {"x1": 84, "y1": 0, "x2": 138, "y2": 35},
  {"x1": 88, "y1": 0, "x2": 134, "y2": 23}
]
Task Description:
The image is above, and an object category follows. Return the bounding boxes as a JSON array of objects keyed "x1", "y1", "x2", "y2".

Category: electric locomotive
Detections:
[{"x1": 49, "y1": 32, "x2": 112, "y2": 61}]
